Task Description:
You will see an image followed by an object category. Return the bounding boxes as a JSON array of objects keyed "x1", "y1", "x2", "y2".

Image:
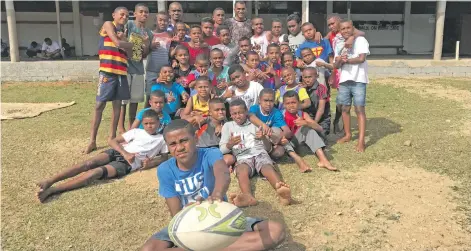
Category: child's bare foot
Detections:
[
  {"x1": 276, "y1": 182, "x2": 292, "y2": 206},
  {"x1": 337, "y1": 135, "x2": 351, "y2": 144},
  {"x1": 232, "y1": 193, "x2": 258, "y2": 207},
  {"x1": 36, "y1": 188, "x2": 53, "y2": 203},
  {"x1": 83, "y1": 142, "x2": 97, "y2": 154},
  {"x1": 318, "y1": 161, "x2": 338, "y2": 171},
  {"x1": 36, "y1": 179, "x2": 53, "y2": 192},
  {"x1": 356, "y1": 141, "x2": 365, "y2": 152},
  {"x1": 299, "y1": 163, "x2": 312, "y2": 173}
]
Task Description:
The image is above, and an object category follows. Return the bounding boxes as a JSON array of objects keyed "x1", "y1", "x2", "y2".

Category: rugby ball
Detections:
[{"x1": 168, "y1": 201, "x2": 247, "y2": 251}]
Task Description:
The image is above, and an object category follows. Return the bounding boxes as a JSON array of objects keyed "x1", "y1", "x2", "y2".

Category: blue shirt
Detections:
[
  {"x1": 157, "y1": 148, "x2": 224, "y2": 207},
  {"x1": 150, "y1": 82, "x2": 186, "y2": 114},
  {"x1": 295, "y1": 38, "x2": 333, "y2": 63},
  {"x1": 135, "y1": 108, "x2": 171, "y2": 132},
  {"x1": 249, "y1": 104, "x2": 287, "y2": 128}
]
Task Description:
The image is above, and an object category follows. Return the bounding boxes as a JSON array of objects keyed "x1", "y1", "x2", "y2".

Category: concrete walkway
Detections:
[{"x1": 1, "y1": 58, "x2": 470, "y2": 82}]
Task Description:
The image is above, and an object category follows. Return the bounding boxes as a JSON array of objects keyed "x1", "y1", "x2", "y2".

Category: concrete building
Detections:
[{"x1": 1, "y1": 1, "x2": 471, "y2": 62}]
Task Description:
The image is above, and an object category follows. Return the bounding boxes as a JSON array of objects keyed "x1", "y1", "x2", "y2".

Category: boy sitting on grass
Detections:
[
  {"x1": 36, "y1": 110, "x2": 169, "y2": 203},
  {"x1": 249, "y1": 88, "x2": 313, "y2": 173},
  {"x1": 220, "y1": 99, "x2": 292, "y2": 207},
  {"x1": 130, "y1": 90, "x2": 171, "y2": 133},
  {"x1": 276, "y1": 67, "x2": 311, "y2": 110},
  {"x1": 196, "y1": 98, "x2": 236, "y2": 166},
  {"x1": 282, "y1": 91, "x2": 337, "y2": 171},
  {"x1": 151, "y1": 65, "x2": 190, "y2": 119},
  {"x1": 181, "y1": 77, "x2": 212, "y2": 128}
]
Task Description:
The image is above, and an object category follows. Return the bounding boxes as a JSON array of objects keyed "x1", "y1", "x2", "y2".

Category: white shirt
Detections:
[
  {"x1": 335, "y1": 36, "x2": 370, "y2": 84},
  {"x1": 251, "y1": 32, "x2": 270, "y2": 58},
  {"x1": 307, "y1": 58, "x2": 328, "y2": 86},
  {"x1": 288, "y1": 32, "x2": 305, "y2": 52},
  {"x1": 229, "y1": 81, "x2": 264, "y2": 109},
  {"x1": 41, "y1": 41, "x2": 60, "y2": 53},
  {"x1": 122, "y1": 129, "x2": 168, "y2": 171}
]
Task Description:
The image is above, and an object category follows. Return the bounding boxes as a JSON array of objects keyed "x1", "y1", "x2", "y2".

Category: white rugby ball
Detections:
[{"x1": 168, "y1": 201, "x2": 247, "y2": 251}]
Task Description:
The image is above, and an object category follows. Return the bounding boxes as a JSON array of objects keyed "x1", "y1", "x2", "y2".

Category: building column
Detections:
[
  {"x1": 157, "y1": 0, "x2": 166, "y2": 12},
  {"x1": 433, "y1": 0, "x2": 446, "y2": 60},
  {"x1": 402, "y1": 1, "x2": 411, "y2": 52},
  {"x1": 55, "y1": 0, "x2": 65, "y2": 58},
  {"x1": 302, "y1": 0, "x2": 309, "y2": 23},
  {"x1": 72, "y1": 1, "x2": 83, "y2": 56},
  {"x1": 327, "y1": 1, "x2": 333, "y2": 32},
  {"x1": 5, "y1": 0, "x2": 19, "y2": 62},
  {"x1": 246, "y1": 1, "x2": 253, "y2": 19}
]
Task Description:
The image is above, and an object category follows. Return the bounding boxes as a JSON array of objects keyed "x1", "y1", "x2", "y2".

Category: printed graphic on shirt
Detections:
[
  {"x1": 232, "y1": 131, "x2": 256, "y2": 151},
  {"x1": 129, "y1": 32, "x2": 145, "y2": 61},
  {"x1": 174, "y1": 172, "x2": 211, "y2": 205},
  {"x1": 311, "y1": 46, "x2": 324, "y2": 58}
]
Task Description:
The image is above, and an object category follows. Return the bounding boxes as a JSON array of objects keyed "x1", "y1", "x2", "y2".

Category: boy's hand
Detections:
[
  {"x1": 151, "y1": 37, "x2": 161, "y2": 49},
  {"x1": 181, "y1": 93, "x2": 190, "y2": 103},
  {"x1": 199, "y1": 69, "x2": 208, "y2": 76},
  {"x1": 315, "y1": 61, "x2": 326, "y2": 67},
  {"x1": 294, "y1": 114, "x2": 308, "y2": 127},
  {"x1": 123, "y1": 152, "x2": 135, "y2": 165},
  {"x1": 141, "y1": 155, "x2": 151, "y2": 170},
  {"x1": 255, "y1": 127, "x2": 264, "y2": 139},
  {"x1": 261, "y1": 124, "x2": 272, "y2": 136},
  {"x1": 328, "y1": 74, "x2": 335, "y2": 86},
  {"x1": 227, "y1": 133, "x2": 242, "y2": 149},
  {"x1": 217, "y1": 79, "x2": 228, "y2": 90},
  {"x1": 280, "y1": 136, "x2": 289, "y2": 146},
  {"x1": 167, "y1": 92, "x2": 176, "y2": 103},
  {"x1": 171, "y1": 60, "x2": 178, "y2": 68},
  {"x1": 296, "y1": 59, "x2": 305, "y2": 68},
  {"x1": 345, "y1": 36, "x2": 355, "y2": 48},
  {"x1": 222, "y1": 87, "x2": 234, "y2": 99},
  {"x1": 116, "y1": 31, "x2": 126, "y2": 41},
  {"x1": 142, "y1": 33, "x2": 150, "y2": 46},
  {"x1": 341, "y1": 54, "x2": 348, "y2": 63},
  {"x1": 215, "y1": 124, "x2": 222, "y2": 137},
  {"x1": 314, "y1": 31, "x2": 322, "y2": 43}
]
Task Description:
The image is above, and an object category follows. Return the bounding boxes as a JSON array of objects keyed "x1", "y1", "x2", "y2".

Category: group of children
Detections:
[{"x1": 36, "y1": 3, "x2": 370, "y2": 250}]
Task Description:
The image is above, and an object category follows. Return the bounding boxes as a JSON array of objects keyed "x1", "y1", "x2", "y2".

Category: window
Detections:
[
  {"x1": 334, "y1": 1, "x2": 404, "y2": 14},
  {"x1": 257, "y1": 1, "x2": 302, "y2": 14},
  {"x1": 411, "y1": 2, "x2": 435, "y2": 14},
  {"x1": 168, "y1": 1, "x2": 234, "y2": 14},
  {"x1": 309, "y1": 1, "x2": 327, "y2": 14},
  {"x1": 8, "y1": 1, "x2": 73, "y2": 12}
]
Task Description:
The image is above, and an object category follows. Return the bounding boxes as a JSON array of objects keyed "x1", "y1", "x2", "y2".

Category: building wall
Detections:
[{"x1": 461, "y1": 14, "x2": 471, "y2": 55}]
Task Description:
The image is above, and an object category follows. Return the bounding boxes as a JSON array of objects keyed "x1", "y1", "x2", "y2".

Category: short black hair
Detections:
[
  {"x1": 267, "y1": 43, "x2": 279, "y2": 51},
  {"x1": 228, "y1": 64, "x2": 244, "y2": 76},
  {"x1": 31, "y1": 41, "x2": 38, "y2": 46},
  {"x1": 209, "y1": 97, "x2": 225, "y2": 106},
  {"x1": 300, "y1": 47, "x2": 313, "y2": 54},
  {"x1": 259, "y1": 88, "x2": 275, "y2": 99},
  {"x1": 163, "y1": 119, "x2": 196, "y2": 138},
  {"x1": 135, "y1": 3, "x2": 148, "y2": 10},
  {"x1": 201, "y1": 17, "x2": 214, "y2": 25},
  {"x1": 195, "y1": 76, "x2": 211, "y2": 86},
  {"x1": 213, "y1": 8, "x2": 225, "y2": 14},
  {"x1": 303, "y1": 66, "x2": 318, "y2": 75},
  {"x1": 287, "y1": 12, "x2": 301, "y2": 23},
  {"x1": 246, "y1": 51, "x2": 259, "y2": 58},
  {"x1": 44, "y1": 38, "x2": 52, "y2": 43},
  {"x1": 150, "y1": 90, "x2": 166, "y2": 100},
  {"x1": 114, "y1": 6, "x2": 128, "y2": 13},
  {"x1": 238, "y1": 36, "x2": 250, "y2": 43},
  {"x1": 142, "y1": 109, "x2": 160, "y2": 121},
  {"x1": 157, "y1": 11, "x2": 168, "y2": 17},
  {"x1": 174, "y1": 45, "x2": 189, "y2": 54},
  {"x1": 229, "y1": 99, "x2": 247, "y2": 110},
  {"x1": 301, "y1": 22, "x2": 316, "y2": 30},
  {"x1": 210, "y1": 48, "x2": 223, "y2": 56},
  {"x1": 234, "y1": 1, "x2": 246, "y2": 7},
  {"x1": 283, "y1": 90, "x2": 300, "y2": 102},
  {"x1": 190, "y1": 24, "x2": 202, "y2": 31},
  {"x1": 216, "y1": 25, "x2": 230, "y2": 36},
  {"x1": 159, "y1": 65, "x2": 173, "y2": 72}
]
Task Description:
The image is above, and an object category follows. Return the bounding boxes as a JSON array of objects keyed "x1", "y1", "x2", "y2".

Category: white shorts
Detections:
[{"x1": 123, "y1": 74, "x2": 145, "y2": 104}]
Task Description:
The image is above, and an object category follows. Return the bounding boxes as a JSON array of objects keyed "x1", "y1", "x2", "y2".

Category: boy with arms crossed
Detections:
[
  {"x1": 85, "y1": 7, "x2": 134, "y2": 154},
  {"x1": 141, "y1": 119, "x2": 285, "y2": 251},
  {"x1": 37, "y1": 110, "x2": 169, "y2": 203}
]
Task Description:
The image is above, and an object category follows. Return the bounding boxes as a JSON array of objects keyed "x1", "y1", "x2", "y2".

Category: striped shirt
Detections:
[{"x1": 98, "y1": 22, "x2": 128, "y2": 75}]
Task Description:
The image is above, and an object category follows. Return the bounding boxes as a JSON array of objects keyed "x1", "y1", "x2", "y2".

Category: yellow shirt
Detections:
[
  {"x1": 275, "y1": 86, "x2": 309, "y2": 104},
  {"x1": 192, "y1": 95, "x2": 209, "y2": 116}
]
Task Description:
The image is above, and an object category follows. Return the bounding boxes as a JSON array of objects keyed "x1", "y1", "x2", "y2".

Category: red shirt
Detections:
[
  {"x1": 283, "y1": 110, "x2": 304, "y2": 134},
  {"x1": 204, "y1": 36, "x2": 221, "y2": 46},
  {"x1": 328, "y1": 31, "x2": 338, "y2": 48},
  {"x1": 181, "y1": 42, "x2": 210, "y2": 65}
]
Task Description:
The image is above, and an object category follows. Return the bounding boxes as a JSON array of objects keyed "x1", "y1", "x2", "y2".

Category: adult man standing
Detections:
[
  {"x1": 212, "y1": 8, "x2": 225, "y2": 36},
  {"x1": 286, "y1": 13, "x2": 305, "y2": 53},
  {"x1": 167, "y1": 2, "x2": 189, "y2": 34},
  {"x1": 223, "y1": 1, "x2": 252, "y2": 46},
  {"x1": 334, "y1": 20, "x2": 370, "y2": 153},
  {"x1": 271, "y1": 19, "x2": 288, "y2": 44},
  {"x1": 118, "y1": 3, "x2": 153, "y2": 134},
  {"x1": 145, "y1": 11, "x2": 172, "y2": 107}
]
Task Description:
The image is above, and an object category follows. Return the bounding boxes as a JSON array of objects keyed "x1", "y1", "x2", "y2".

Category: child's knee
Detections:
[
  {"x1": 258, "y1": 220, "x2": 286, "y2": 247},
  {"x1": 270, "y1": 146, "x2": 285, "y2": 159},
  {"x1": 95, "y1": 102, "x2": 106, "y2": 111},
  {"x1": 354, "y1": 106, "x2": 365, "y2": 115},
  {"x1": 341, "y1": 105, "x2": 351, "y2": 113},
  {"x1": 235, "y1": 164, "x2": 250, "y2": 176},
  {"x1": 223, "y1": 154, "x2": 235, "y2": 166}
]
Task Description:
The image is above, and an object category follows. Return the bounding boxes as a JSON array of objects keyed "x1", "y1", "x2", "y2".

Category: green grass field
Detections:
[{"x1": 2, "y1": 78, "x2": 471, "y2": 251}]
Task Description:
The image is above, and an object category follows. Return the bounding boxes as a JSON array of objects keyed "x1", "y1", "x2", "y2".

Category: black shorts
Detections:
[
  {"x1": 96, "y1": 72, "x2": 130, "y2": 102},
  {"x1": 102, "y1": 149, "x2": 132, "y2": 178}
]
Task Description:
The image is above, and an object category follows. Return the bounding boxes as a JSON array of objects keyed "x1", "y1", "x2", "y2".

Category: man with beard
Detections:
[{"x1": 223, "y1": 1, "x2": 252, "y2": 46}]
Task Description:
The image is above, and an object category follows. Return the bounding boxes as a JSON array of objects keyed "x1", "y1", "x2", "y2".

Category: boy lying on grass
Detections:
[{"x1": 36, "y1": 110, "x2": 169, "y2": 203}]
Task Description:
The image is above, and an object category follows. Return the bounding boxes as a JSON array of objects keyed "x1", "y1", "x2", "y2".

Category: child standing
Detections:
[
  {"x1": 276, "y1": 67, "x2": 311, "y2": 110},
  {"x1": 244, "y1": 51, "x2": 268, "y2": 85},
  {"x1": 180, "y1": 25, "x2": 210, "y2": 65},
  {"x1": 187, "y1": 54, "x2": 215, "y2": 96},
  {"x1": 150, "y1": 66, "x2": 190, "y2": 118},
  {"x1": 234, "y1": 36, "x2": 252, "y2": 65},
  {"x1": 211, "y1": 25, "x2": 239, "y2": 66},
  {"x1": 250, "y1": 17, "x2": 271, "y2": 59},
  {"x1": 282, "y1": 91, "x2": 337, "y2": 171},
  {"x1": 131, "y1": 90, "x2": 171, "y2": 132},
  {"x1": 172, "y1": 45, "x2": 195, "y2": 94},
  {"x1": 220, "y1": 99, "x2": 292, "y2": 207},
  {"x1": 259, "y1": 44, "x2": 282, "y2": 89},
  {"x1": 209, "y1": 48, "x2": 230, "y2": 97}
]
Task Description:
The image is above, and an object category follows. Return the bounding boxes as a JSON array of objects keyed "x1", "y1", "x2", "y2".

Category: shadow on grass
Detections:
[
  {"x1": 243, "y1": 201, "x2": 307, "y2": 251},
  {"x1": 40, "y1": 178, "x2": 116, "y2": 204}
]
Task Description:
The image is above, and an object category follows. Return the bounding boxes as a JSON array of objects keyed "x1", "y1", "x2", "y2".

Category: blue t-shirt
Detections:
[
  {"x1": 150, "y1": 82, "x2": 186, "y2": 115},
  {"x1": 295, "y1": 38, "x2": 333, "y2": 63},
  {"x1": 135, "y1": 108, "x2": 171, "y2": 132},
  {"x1": 249, "y1": 104, "x2": 287, "y2": 128},
  {"x1": 157, "y1": 148, "x2": 224, "y2": 207}
]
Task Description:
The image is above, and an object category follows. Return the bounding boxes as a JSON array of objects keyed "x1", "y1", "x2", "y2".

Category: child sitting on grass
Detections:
[
  {"x1": 131, "y1": 90, "x2": 171, "y2": 133},
  {"x1": 36, "y1": 110, "x2": 169, "y2": 203},
  {"x1": 282, "y1": 91, "x2": 337, "y2": 171},
  {"x1": 220, "y1": 99, "x2": 292, "y2": 207},
  {"x1": 181, "y1": 77, "x2": 212, "y2": 128},
  {"x1": 223, "y1": 64, "x2": 264, "y2": 109},
  {"x1": 244, "y1": 51, "x2": 269, "y2": 85},
  {"x1": 258, "y1": 44, "x2": 282, "y2": 89},
  {"x1": 151, "y1": 66, "x2": 190, "y2": 119},
  {"x1": 276, "y1": 67, "x2": 311, "y2": 110},
  {"x1": 196, "y1": 98, "x2": 236, "y2": 166},
  {"x1": 281, "y1": 52, "x2": 302, "y2": 83},
  {"x1": 300, "y1": 47, "x2": 332, "y2": 86},
  {"x1": 249, "y1": 88, "x2": 313, "y2": 173}
]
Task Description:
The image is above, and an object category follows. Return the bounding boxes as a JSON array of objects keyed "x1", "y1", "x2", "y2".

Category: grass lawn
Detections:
[{"x1": 2, "y1": 78, "x2": 471, "y2": 251}]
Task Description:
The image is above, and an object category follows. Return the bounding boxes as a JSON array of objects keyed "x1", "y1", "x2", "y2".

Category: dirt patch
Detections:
[
  {"x1": 1, "y1": 102, "x2": 75, "y2": 120},
  {"x1": 48, "y1": 138, "x2": 85, "y2": 155},
  {"x1": 298, "y1": 163, "x2": 471, "y2": 250},
  {"x1": 1, "y1": 81, "x2": 93, "y2": 88}
]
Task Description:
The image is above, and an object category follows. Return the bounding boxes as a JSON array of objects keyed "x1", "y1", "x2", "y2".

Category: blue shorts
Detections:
[
  {"x1": 337, "y1": 81, "x2": 367, "y2": 106},
  {"x1": 96, "y1": 71, "x2": 130, "y2": 102},
  {"x1": 151, "y1": 217, "x2": 263, "y2": 246}
]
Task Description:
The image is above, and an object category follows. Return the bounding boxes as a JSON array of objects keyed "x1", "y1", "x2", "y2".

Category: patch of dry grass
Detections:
[{"x1": 2, "y1": 78, "x2": 471, "y2": 251}]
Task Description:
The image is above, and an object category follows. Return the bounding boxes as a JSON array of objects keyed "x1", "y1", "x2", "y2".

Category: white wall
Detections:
[{"x1": 407, "y1": 14, "x2": 436, "y2": 54}]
